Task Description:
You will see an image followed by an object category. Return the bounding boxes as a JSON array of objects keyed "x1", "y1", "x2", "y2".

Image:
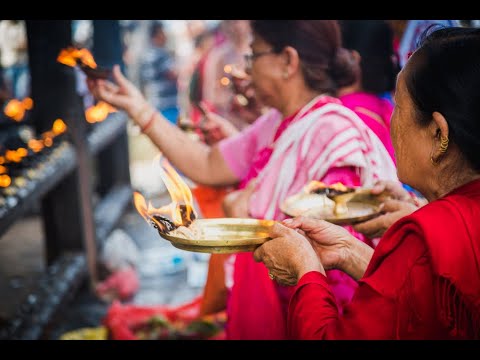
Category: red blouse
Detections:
[{"x1": 288, "y1": 179, "x2": 480, "y2": 339}]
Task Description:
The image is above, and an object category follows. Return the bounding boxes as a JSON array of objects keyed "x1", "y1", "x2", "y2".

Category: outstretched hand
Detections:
[{"x1": 86, "y1": 65, "x2": 149, "y2": 119}]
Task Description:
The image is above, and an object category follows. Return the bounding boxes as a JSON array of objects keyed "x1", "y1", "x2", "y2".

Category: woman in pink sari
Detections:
[
  {"x1": 87, "y1": 20, "x2": 397, "y2": 340},
  {"x1": 338, "y1": 20, "x2": 399, "y2": 163}
]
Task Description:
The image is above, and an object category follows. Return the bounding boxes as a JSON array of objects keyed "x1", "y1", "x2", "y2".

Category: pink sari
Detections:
[
  {"x1": 340, "y1": 92, "x2": 395, "y2": 163},
  {"x1": 226, "y1": 95, "x2": 397, "y2": 339}
]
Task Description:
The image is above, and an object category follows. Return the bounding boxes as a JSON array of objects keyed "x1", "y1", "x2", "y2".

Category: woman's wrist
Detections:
[
  {"x1": 341, "y1": 236, "x2": 373, "y2": 281},
  {"x1": 296, "y1": 253, "x2": 325, "y2": 279},
  {"x1": 130, "y1": 101, "x2": 155, "y2": 128}
]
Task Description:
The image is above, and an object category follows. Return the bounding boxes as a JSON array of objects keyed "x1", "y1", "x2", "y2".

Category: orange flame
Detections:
[
  {"x1": 43, "y1": 137, "x2": 53, "y2": 147},
  {"x1": 0, "y1": 175, "x2": 11, "y2": 188},
  {"x1": 133, "y1": 158, "x2": 197, "y2": 232},
  {"x1": 28, "y1": 139, "x2": 44, "y2": 153},
  {"x1": 5, "y1": 150, "x2": 24, "y2": 163},
  {"x1": 52, "y1": 119, "x2": 67, "y2": 135},
  {"x1": 0, "y1": 165, "x2": 7, "y2": 174},
  {"x1": 159, "y1": 159, "x2": 196, "y2": 225},
  {"x1": 133, "y1": 191, "x2": 177, "y2": 231},
  {"x1": 16, "y1": 148, "x2": 28, "y2": 157},
  {"x1": 85, "y1": 101, "x2": 117, "y2": 123},
  {"x1": 22, "y1": 97, "x2": 33, "y2": 110},
  {"x1": 3, "y1": 97, "x2": 34, "y2": 122},
  {"x1": 57, "y1": 47, "x2": 97, "y2": 68},
  {"x1": 4, "y1": 99, "x2": 25, "y2": 122}
]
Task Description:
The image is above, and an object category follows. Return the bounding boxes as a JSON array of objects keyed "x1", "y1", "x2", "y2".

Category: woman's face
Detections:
[
  {"x1": 390, "y1": 70, "x2": 432, "y2": 189},
  {"x1": 246, "y1": 33, "x2": 284, "y2": 109}
]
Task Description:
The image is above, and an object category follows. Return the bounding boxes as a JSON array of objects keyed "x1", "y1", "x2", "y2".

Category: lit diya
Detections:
[
  {"x1": 134, "y1": 158, "x2": 273, "y2": 253},
  {"x1": 57, "y1": 47, "x2": 111, "y2": 79},
  {"x1": 281, "y1": 181, "x2": 384, "y2": 225}
]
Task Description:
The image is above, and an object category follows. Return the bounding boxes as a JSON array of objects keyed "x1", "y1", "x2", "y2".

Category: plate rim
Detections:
[
  {"x1": 280, "y1": 191, "x2": 382, "y2": 225},
  {"x1": 160, "y1": 218, "x2": 274, "y2": 248}
]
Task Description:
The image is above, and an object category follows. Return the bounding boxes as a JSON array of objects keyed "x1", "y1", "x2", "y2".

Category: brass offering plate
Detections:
[
  {"x1": 160, "y1": 218, "x2": 275, "y2": 254},
  {"x1": 280, "y1": 191, "x2": 382, "y2": 225}
]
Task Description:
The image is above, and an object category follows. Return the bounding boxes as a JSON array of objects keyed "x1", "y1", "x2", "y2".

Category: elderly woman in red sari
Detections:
[{"x1": 254, "y1": 26, "x2": 480, "y2": 339}]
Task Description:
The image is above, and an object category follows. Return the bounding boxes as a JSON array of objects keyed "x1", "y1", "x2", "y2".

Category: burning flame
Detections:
[
  {"x1": 0, "y1": 175, "x2": 11, "y2": 188},
  {"x1": 28, "y1": 139, "x2": 44, "y2": 153},
  {"x1": 43, "y1": 137, "x2": 53, "y2": 147},
  {"x1": 57, "y1": 47, "x2": 97, "y2": 68},
  {"x1": 133, "y1": 158, "x2": 197, "y2": 232},
  {"x1": 4, "y1": 97, "x2": 33, "y2": 122},
  {"x1": 85, "y1": 101, "x2": 117, "y2": 124},
  {"x1": 5, "y1": 149, "x2": 27, "y2": 163},
  {"x1": 52, "y1": 119, "x2": 67, "y2": 135}
]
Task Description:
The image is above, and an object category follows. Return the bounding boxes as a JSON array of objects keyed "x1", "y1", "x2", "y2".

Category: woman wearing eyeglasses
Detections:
[{"x1": 87, "y1": 20, "x2": 397, "y2": 340}]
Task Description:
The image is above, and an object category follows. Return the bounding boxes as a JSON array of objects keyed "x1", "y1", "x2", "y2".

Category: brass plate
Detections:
[
  {"x1": 280, "y1": 191, "x2": 382, "y2": 225},
  {"x1": 160, "y1": 218, "x2": 275, "y2": 254}
]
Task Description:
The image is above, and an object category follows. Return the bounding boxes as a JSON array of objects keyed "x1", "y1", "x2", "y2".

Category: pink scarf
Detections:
[{"x1": 238, "y1": 96, "x2": 339, "y2": 190}]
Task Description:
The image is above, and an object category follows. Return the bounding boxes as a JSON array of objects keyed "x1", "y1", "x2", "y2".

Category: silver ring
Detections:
[{"x1": 269, "y1": 272, "x2": 275, "y2": 280}]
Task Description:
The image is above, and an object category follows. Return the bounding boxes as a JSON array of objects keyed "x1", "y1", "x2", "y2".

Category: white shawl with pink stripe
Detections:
[{"x1": 248, "y1": 99, "x2": 398, "y2": 220}]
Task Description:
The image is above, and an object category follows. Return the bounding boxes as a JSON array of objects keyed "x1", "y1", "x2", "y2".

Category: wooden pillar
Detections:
[{"x1": 26, "y1": 21, "x2": 97, "y2": 283}]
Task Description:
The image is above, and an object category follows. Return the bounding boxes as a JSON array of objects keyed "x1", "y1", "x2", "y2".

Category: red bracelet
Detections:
[{"x1": 140, "y1": 111, "x2": 156, "y2": 133}]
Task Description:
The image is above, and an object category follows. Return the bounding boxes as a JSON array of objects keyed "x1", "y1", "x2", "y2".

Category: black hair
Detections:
[
  {"x1": 250, "y1": 20, "x2": 356, "y2": 94},
  {"x1": 340, "y1": 20, "x2": 399, "y2": 93},
  {"x1": 150, "y1": 21, "x2": 164, "y2": 39},
  {"x1": 405, "y1": 26, "x2": 480, "y2": 171}
]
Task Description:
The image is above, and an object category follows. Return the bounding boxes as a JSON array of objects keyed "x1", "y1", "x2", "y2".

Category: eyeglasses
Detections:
[{"x1": 244, "y1": 50, "x2": 276, "y2": 69}]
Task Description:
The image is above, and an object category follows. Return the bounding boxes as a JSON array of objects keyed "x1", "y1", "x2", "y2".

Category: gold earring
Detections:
[
  {"x1": 431, "y1": 136, "x2": 449, "y2": 165},
  {"x1": 283, "y1": 71, "x2": 289, "y2": 79},
  {"x1": 439, "y1": 136, "x2": 449, "y2": 154}
]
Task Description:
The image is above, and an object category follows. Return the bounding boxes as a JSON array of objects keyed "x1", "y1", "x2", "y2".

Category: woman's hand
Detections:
[
  {"x1": 253, "y1": 222, "x2": 324, "y2": 286},
  {"x1": 352, "y1": 180, "x2": 427, "y2": 238},
  {"x1": 281, "y1": 216, "x2": 355, "y2": 271},
  {"x1": 370, "y1": 180, "x2": 412, "y2": 201},
  {"x1": 222, "y1": 179, "x2": 256, "y2": 218},
  {"x1": 86, "y1": 65, "x2": 152, "y2": 124},
  {"x1": 283, "y1": 216, "x2": 374, "y2": 280},
  {"x1": 201, "y1": 104, "x2": 239, "y2": 144},
  {"x1": 352, "y1": 199, "x2": 418, "y2": 238}
]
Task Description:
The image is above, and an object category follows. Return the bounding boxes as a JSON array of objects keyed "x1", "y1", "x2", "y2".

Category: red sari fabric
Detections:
[{"x1": 288, "y1": 178, "x2": 480, "y2": 339}]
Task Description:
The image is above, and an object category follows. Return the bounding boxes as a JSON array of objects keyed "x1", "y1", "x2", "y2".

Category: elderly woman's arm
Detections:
[
  {"x1": 254, "y1": 219, "x2": 432, "y2": 339},
  {"x1": 87, "y1": 65, "x2": 238, "y2": 186}
]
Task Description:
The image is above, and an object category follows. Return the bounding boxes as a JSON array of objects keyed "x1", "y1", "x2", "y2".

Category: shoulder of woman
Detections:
[{"x1": 307, "y1": 105, "x2": 363, "y2": 143}]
